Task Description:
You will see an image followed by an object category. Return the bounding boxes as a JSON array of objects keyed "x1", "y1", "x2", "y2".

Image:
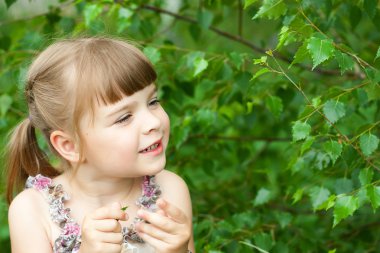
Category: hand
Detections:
[
  {"x1": 135, "y1": 198, "x2": 191, "y2": 253},
  {"x1": 79, "y1": 202, "x2": 127, "y2": 253}
]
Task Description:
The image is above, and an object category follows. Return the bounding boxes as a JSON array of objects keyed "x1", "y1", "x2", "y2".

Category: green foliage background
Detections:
[{"x1": 1, "y1": 0, "x2": 380, "y2": 252}]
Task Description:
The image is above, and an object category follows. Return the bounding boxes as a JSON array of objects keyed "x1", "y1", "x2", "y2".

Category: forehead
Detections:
[{"x1": 91, "y1": 83, "x2": 157, "y2": 119}]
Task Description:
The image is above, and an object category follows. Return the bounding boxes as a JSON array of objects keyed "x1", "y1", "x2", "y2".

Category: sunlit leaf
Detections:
[
  {"x1": 253, "y1": 0, "x2": 287, "y2": 20},
  {"x1": 143, "y1": 47, "x2": 161, "y2": 65},
  {"x1": 309, "y1": 186, "x2": 330, "y2": 211},
  {"x1": 323, "y1": 140, "x2": 342, "y2": 164},
  {"x1": 333, "y1": 195, "x2": 359, "y2": 227},
  {"x1": 307, "y1": 36, "x2": 335, "y2": 70},
  {"x1": 84, "y1": 4, "x2": 103, "y2": 27},
  {"x1": 292, "y1": 121, "x2": 311, "y2": 141},
  {"x1": 359, "y1": 167, "x2": 374, "y2": 186},
  {"x1": 359, "y1": 133, "x2": 379, "y2": 157},
  {"x1": 253, "y1": 188, "x2": 272, "y2": 206},
  {"x1": 366, "y1": 185, "x2": 380, "y2": 210},
  {"x1": 335, "y1": 51, "x2": 355, "y2": 75},
  {"x1": 323, "y1": 100, "x2": 346, "y2": 124}
]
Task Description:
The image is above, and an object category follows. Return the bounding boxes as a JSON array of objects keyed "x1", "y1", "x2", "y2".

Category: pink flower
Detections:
[
  {"x1": 63, "y1": 222, "x2": 81, "y2": 236},
  {"x1": 34, "y1": 175, "x2": 52, "y2": 190}
]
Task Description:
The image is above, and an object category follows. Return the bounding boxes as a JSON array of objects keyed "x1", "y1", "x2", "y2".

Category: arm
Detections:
[
  {"x1": 8, "y1": 189, "x2": 53, "y2": 253},
  {"x1": 136, "y1": 170, "x2": 195, "y2": 253}
]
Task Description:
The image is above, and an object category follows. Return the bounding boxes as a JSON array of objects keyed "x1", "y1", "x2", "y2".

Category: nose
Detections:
[{"x1": 142, "y1": 110, "x2": 161, "y2": 135}]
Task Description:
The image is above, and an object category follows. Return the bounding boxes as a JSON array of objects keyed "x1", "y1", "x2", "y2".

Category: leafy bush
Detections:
[{"x1": 1, "y1": 0, "x2": 379, "y2": 252}]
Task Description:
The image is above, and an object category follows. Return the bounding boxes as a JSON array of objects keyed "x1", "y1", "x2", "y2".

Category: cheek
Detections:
[{"x1": 162, "y1": 111, "x2": 170, "y2": 134}]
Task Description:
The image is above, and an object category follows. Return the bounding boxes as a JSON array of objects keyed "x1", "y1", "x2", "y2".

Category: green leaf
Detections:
[
  {"x1": 193, "y1": 57, "x2": 208, "y2": 77},
  {"x1": 251, "y1": 68, "x2": 270, "y2": 80},
  {"x1": 276, "y1": 26, "x2": 297, "y2": 49},
  {"x1": 333, "y1": 195, "x2": 359, "y2": 227},
  {"x1": 290, "y1": 157, "x2": 305, "y2": 174},
  {"x1": 312, "y1": 96, "x2": 321, "y2": 107},
  {"x1": 143, "y1": 47, "x2": 161, "y2": 65},
  {"x1": 335, "y1": 51, "x2": 355, "y2": 75},
  {"x1": 292, "y1": 188, "x2": 304, "y2": 204},
  {"x1": 334, "y1": 178, "x2": 353, "y2": 195},
  {"x1": 359, "y1": 167, "x2": 374, "y2": 186},
  {"x1": 323, "y1": 140, "x2": 342, "y2": 164},
  {"x1": 229, "y1": 52, "x2": 244, "y2": 70},
  {"x1": 253, "y1": 232, "x2": 274, "y2": 251},
  {"x1": 244, "y1": 0, "x2": 259, "y2": 9},
  {"x1": 291, "y1": 41, "x2": 310, "y2": 67},
  {"x1": 117, "y1": 7, "x2": 133, "y2": 33},
  {"x1": 359, "y1": 133, "x2": 379, "y2": 157},
  {"x1": 314, "y1": 152, "x2": 330, "y2": 170},
  {"x1": 375, "y1": 46, "x2": 380, "y2": 61},
  {"x1": 0, "y1": 94, "x2": 12, "y2": 117},
  {"x1": 319, "y1": 194, "x2": 336, "y2": 211},
  {"x1": 364, "y1": 82, "x2": 380, "y2": 101},
  {"x1": 301, "y1": 136, "x2": 315, "y2": 155},
  {"x1": 366, "y1": 185, "x2": 380, "y2": 210},
  {"x1": 292, "y1": 121, "x2": 311, "y2": 141},
  {"x1": 253, "y1": 188, "x2": 272, "y2": 206},
  {"x1": 197, "y1": 10, "x2": 214, "y2": 29},
  {"x1": 84, "y1": 4, "x2": 103, "y2": 27},
  {"x1": 323, "y1": 100, "x2": 346, "y2": 124},
  {"x1": 274, "y1": 211, "x2": 293, "y2": 229},
  {"x1": 265, "y1": 95, "x2": 283, "y2": 117},
  {"x1": 253, "y1": 0, "x2": 287, "y2": 20},
  {"x1": 309, "y1": 186, "x2": 330, "y2": 211},
  {"x1": 307, "y1": 36, "x2": 335, "y2": 70},
  {"x1": 121, "y1": 205, "x2": 128, "y2": 211}
]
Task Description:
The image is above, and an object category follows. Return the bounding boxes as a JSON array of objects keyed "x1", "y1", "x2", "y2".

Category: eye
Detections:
[
  {"x1": 149, "y1": 98, "x2": 160, "y2": 107},
  {"x1": 115, "y1": 114, "x2": 132, "y2": 124}
]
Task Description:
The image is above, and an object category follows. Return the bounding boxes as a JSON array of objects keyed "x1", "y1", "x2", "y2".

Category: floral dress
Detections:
[{"x1": 26, "y1": 174, "x2": 161, "y2": 253}]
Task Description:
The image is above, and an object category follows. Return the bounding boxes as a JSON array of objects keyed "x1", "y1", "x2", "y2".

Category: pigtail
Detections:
[{"x1": 5, "y1": 117, "x2": 59, "y2": 204}]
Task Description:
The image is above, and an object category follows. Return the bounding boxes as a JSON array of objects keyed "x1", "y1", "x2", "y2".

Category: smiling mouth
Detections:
[{"x1": 139, "y1": 140, "x2": 162, "y2": 153}]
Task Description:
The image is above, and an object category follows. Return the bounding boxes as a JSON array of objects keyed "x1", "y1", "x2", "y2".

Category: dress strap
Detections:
[{"x1": 26, "y1": 174, "x2": 81, "y2": 253}]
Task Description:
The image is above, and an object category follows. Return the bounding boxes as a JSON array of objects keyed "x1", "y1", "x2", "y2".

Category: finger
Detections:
[
  {"x1": 156, "y1": 209, "x2": 166, "y2": 216},
  {"x1": 136, "y1": 231, "x2": 170, "y2": 251},
  {"x1": 91, "y1": 202, "x2": 127, "y2": 221},
  {"x1": 98, "y1": 231, "x2": 124, "y2": 244},
  {"x1": 137, "y1": 209, "x2": 177, "y2": 233},
  {"x1": 94, "y1": 219, "x2": 122, "y2": 232},
  {"x1": 135, "y1": 222, "x2": 171, "y2": 242},
  {"x1": 157, "y1": 199, "x2": 188, "y2": 223}
]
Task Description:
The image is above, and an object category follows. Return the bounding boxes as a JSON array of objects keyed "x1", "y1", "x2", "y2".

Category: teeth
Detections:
[{"x1": 143, "y1": 143, "x2": 158, "y2": 152}]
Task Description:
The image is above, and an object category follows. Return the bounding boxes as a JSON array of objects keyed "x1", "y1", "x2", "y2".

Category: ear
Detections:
[{"x1": 50, "y1": 130, "x2": 80, "y2": 163}]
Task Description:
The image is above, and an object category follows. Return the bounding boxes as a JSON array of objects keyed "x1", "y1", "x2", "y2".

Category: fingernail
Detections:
[
  {"x1": 157, "y1": 199, "x2": 166, "y2": 206},
  {"x1": 137, "y1": 209, "x2": 144, "y2": 217}
]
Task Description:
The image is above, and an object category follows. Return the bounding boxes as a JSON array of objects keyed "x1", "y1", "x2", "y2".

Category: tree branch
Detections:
[{"x1": 140, "y1": 4, "x2": 359, "y2": 78}]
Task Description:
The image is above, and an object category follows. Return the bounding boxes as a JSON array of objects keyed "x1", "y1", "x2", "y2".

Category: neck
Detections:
[{"x1": 63, "y1": 169, "x2": 138, "y2": 208}]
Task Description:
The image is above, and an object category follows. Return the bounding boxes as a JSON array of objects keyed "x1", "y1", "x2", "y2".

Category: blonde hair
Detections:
[{"x1": 6, "y1": 37, "x2": 157, "y2": 204}]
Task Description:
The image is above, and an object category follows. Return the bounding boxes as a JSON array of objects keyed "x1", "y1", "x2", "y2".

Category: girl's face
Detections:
[{"x1": 79, "y1": 84, "x2": 170, "y2": 178}]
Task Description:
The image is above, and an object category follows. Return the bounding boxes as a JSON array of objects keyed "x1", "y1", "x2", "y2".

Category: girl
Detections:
[{"x1": 6, "y1": 37, "x2": 194, "y2": 253}]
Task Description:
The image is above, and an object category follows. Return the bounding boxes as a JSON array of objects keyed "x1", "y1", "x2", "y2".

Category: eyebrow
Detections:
[{"x1": 107, "y1": 86, "x2": 158, "y2": 119}]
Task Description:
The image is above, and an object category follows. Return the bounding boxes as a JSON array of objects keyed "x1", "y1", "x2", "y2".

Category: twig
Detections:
[{"x1": 140, "y1": 4, "x2": 360, "y2": 78}]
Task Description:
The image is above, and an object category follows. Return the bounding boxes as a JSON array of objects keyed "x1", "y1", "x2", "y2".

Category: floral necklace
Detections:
[{"x1": 26, "y1": 174, "x2": 161, "y2": 253}]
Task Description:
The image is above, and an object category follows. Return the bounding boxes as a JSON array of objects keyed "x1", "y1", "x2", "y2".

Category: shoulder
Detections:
[
  {"x1": 9, "y1": 187, "x2": 47, "y2": 219},
  {"x1": 155, "y1": 170, "x2": 192, "y2": 215},
  {"x1": 155, "y1": 170, "x2": 190, "y2": 198},
  {"x1": 8, "y1": 188, "x2": 52, "y2": 252}
]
